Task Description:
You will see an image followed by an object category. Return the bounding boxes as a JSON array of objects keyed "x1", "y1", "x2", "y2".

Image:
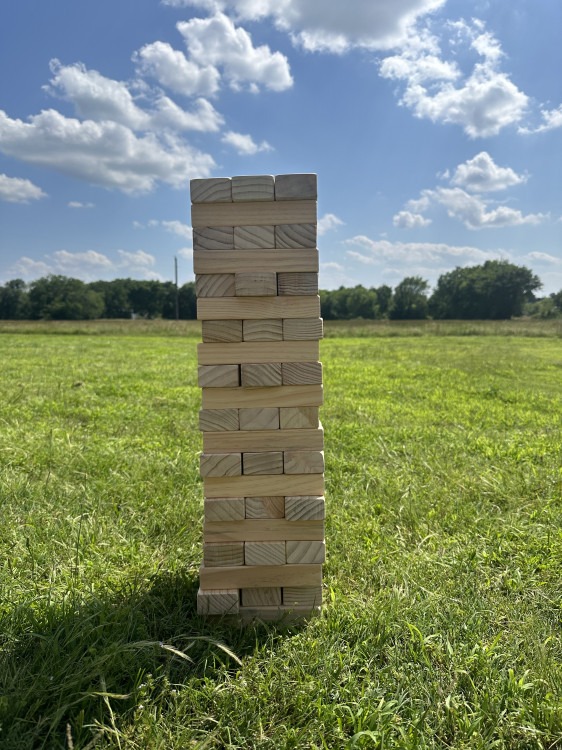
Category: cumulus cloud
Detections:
[
  {"x1": 133, "y1": 41, "x2": 220, "y2": 97},
  {"x1": 345, "y1": 235, "x2": 504, "y2": 265},
  {"x1": 450, "y1": 151, "x2": 527, "y2": 192},
  {"x1": 393, "y1": 210, "x2": 432, "y2": 229},
  {"x1": 0, "y1": 173, "x2": 46, "y2": 203},
  {"x1": 68, "y1": 201, "x2": 95, "y2": 208},
  {"x1": 520, "y1": 104, "x2": 562, "y2": 135},
  {"x1": 318, "y1": 213, "x2": 344, "y2": 235},
  {"x1": 9, "y1": 256, "x2": 52, "y2": 278},
  {"x1": 221, "y1": 130, "x2": 273, "y2": 154},
  {"x1": 526, "y1": 251, "x2": 561, "y2": 265}
]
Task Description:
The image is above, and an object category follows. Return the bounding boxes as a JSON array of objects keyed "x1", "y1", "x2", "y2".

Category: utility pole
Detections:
[{"x1": 174, "y1": 256, "x2": 179, "y2": 321}]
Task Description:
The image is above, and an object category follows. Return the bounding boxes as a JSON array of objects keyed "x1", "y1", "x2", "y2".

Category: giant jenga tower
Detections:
[{"x1": 191, "y1": 174, "x2": 324, "y2": 621}]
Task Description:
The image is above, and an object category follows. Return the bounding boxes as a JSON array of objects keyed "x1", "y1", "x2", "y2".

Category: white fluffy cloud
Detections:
[
  {"x1": 520, "y1": 104, "x2": 562, "y2": 135},
  {"x1": 318, "y1": 213, "x2": 344, "y2": 235},
  {"x1": 9, "y1": 248, "x2": 161, "y2": 282},
  {"x1": 424, "y1": 187, "x2": 545, "y2": 229},
  {"x1": 0, "y1": 173, "x2": 46, "y2": 203},
  {"x1": 450, "y1": 151, "x2": 526, "y2": 192},
  {"x1": 134, "y1": 41, "x2": 220, "y2": 97},
  {"x1": 393, "y1": 211, "x2": 431, "y2": 229},
  {"x1": 221, "y1": 130, "x2": 272, "y2": 154},
  {"x1": 68, "y1": 201, "x2": 94, "y2": 208},
  {"x1": 345, "y1": 235, "x2": 503, "y2": 265}
]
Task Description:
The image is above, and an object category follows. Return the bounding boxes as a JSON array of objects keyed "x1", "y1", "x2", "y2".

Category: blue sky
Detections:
[{"x1": 1, "y1": 0, "x2": 561, "y2": 293}]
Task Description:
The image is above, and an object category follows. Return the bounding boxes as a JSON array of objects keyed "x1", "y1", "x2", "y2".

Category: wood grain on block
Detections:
[
  {"x1": 193, "y1": 248, "x2": 318, "y2": 274},
  {"x1": 283, "y1": 586, "x2": 323, "y2": 607},
  {"x1": 286, "y1": 540, "x2": 325, "y2": 564},
  {"x1": 282, "y1": 361, "x2": 322, "y2": 385},
  {"x1": 285, "y1": 496, "x2": 325, "y2": 521},
  {"x1": 197, "y1": 588, "x2": 239, "y2": 615},
  {"x1": 193, "y1": 226, "x2": 234, "y2": 251},
  {"x1": 241, "y1": 587, "x2": 281, "y2": 607},
  {"x1": 277, "y1": 272, "x2": 318, "y2": 296},
  {"x1": 200, "y1": 452, "x2": 241, "y2": 477},
  {"x1": 204, "y1": 497, "x2": 245, "y2": 522},
  {"x1": 203, "y1": 542, "x2": 244, "y2": 567},
  {"x1": 238, "y1": 606, "x2": 321, "y2": 623},
  {"x1": 234, "y1": 225, "x2": 275, "y2": 249},
  {"x1": 276, "y1": 224, "x2": 317, "y2": 249},
  {"x1": 243, "y1": 451, "x2": 283, "y2": 475},
  {"x1": 204, "y1": 426, "x2": 324, "y2": 453},
  {"x1": 198, "y1": 341, "x2": 319, "y2": 365},
  {"x1": 240, "y1": 363, "x2": 282, "y2": 388},
  {"x1": 242, "y1": 319, "x2": 282, "y2": 342},
  {"x1": 191, "y1": 199, "x2": 316, "y2": 228},
  {"x1": 235, "y1": 272, "x2": 277, "y2": 297},
  {"x1": 200, "y1": 563, "x2": 322, "y2": 589},
  {"x1": 245, "y1": 541, "x2": 286, "y2": 566},
  {"x1": 198, "y1": 364, "x2": 239, "y2": 388},
  {"x1": 275, "y1": 173, "x2": 317, "y2": 201},
  {"x1": 197, "y1": 295, "x2": 320, "y2": 321},
  {"x1": 205, "y1": 519, "x2": 324, "y2": 542},
  {"x1": 283, "y1": 318, "x2": 323, "y2": 341},
  {"x1": 199, "y1": 408, "x2": 239, "y2": 432},
  {"x1": 284, "y1": 450, "x2": 325, "y2": 475},
  {"x1": 190, "y1": 178, "x2": 232, "y2": 204},
  {"x1": 196, "y1": 274, "x2": 235, "y2": 298},
  {"x1": 239, "y1": 407, "x2": 279, "y2": 431},
  {"x1": 245, "y1": 496, "x2": 285, "y2": 519},
  {"x1": 204, "y1": 473, "x2": 324, "y2": 498},
  {"x1": 202, "y1": 384, "x2": 324, "y2": 409},
  {"x1": 202, "y1": 319, "x2": 242, "y2": 343},
  {"x1": 279, "y1": 406, "x2": 319, "y2": 429},
  {"x1": 232, "y1": 175, "x2": 274, "y2": 202}
]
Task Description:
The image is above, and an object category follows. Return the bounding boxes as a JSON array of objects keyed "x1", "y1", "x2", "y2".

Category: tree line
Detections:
[{"x1": 1, "y1": 261, "x2": 560, "y2": 321}]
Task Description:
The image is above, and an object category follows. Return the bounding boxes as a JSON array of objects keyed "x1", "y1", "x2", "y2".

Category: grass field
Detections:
[{"x1": 1, "y1": 320, "x2": 561, "y2": 749}]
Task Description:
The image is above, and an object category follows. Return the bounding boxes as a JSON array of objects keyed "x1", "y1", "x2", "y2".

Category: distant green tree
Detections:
[
  {"x1": 389, "y1": 276, "x2": 429, "y2": 319},
  {"x1": 128, "y1": 281, "x2": 164, "y2": 318},
  {"x1": 374, "y1": 284, "x2": 392, "y2": 318},
  {"x1": 28, "y1": 276, "x2": 104, "y2": 320},
  {"x1": 89, "y1": 279, "x2": 134, "y2": 318},
  {"x1": 178, "y1": 282, "x2": 197, "y2": 319},
  {"x1": 0, "y1": 279, "x2": 30, "y2": 319}
]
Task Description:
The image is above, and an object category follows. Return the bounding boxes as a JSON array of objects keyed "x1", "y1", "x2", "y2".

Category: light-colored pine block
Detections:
[
  {"x1": 197, "y1": 588, "x2": 239, "y2": 615},
  {"x1": 198, "y1": 341, "x2": 319, "y2": 365},
  {"x1": 275, "y1": 173, "x2": 317, "y2": 201},
  {"x1": 285, "y1": 496, "x2": 325, "y2": 521},
  {"x1": 283, "y1": 318, "x2": 323, "y2": 341},
  {"x1": 193, "y1": 248, "x2": 318, "y2": 274},
  {"x1": 198, "y1": 364, "x2": 239, "y2": 388},
  {"x1": 245, "y1": 541, "x2": 286, "y2": 566},
  {"x1": 202, "y1": 384, "x2": 324, "y2": 409},
  {"x1": 239, "y1": 407, "x2": 279, "y2": 431},
  {"x1": 197, "y1": 295, "x2": 320, "y2": 321},
  {"x1": 205, "y1": 519, "x2": 324, "y2": 542},
  {"x1": 190, "y1": 178, "x2": 232, "y2": 204},
  {"x1": 245, "y1": 496, "x2": 285, "y2": 519},
  {"x1": 232, "y1": 175, "x2": 274, "y2": 202},
  {"x1": 202, "y1": 320, "x2": 243, "y2": 343},
  {"x1": 278, "y1": 273, "x2": 319, "y2": 296},
  {"x1": 204, "y1": 542, "x2": 244, "y2": 567},
  {"x1": 282, "y1": 362, "x2": 322, "y2": 385},
  {"x1": 191, "y1": 199, "x2": 316, "y2": 228},
  {"x1": 283, "y1": 586, "x2": 323, "y2": 607},
  {"x1": 200, "y1": 563, "x2": 322, "y2": 589},
  {"x1": 193, "y1": 226, "x2": 234, "y2": 251},
  {"x1": 241, "y1": 587, "x2": 281, "y2": 606},
  {"x1": 243, "y1": 452, "x2": 283, "y2": 475},
  {"x1": 279, "y1": 406, "x2": 319, "y2": 429},
  {"x1": 235, "y1": 272, "x2": 277, "y2": 297},
  {"x1": 234, "y1": 225, "x2": 275, "y2": 249},
  {"x1": 204, "y1": 497, "x2": 245, "y2": 522},
  {"x1": 204, "y1": 426, "x2": 324, "y2": 453},
  {"x1": 204, "y1": 473, "x2": 324, "y2": 498},
  {"x1": 199, "y1": 408, "x2": 239, "y2": 432},
  {"x1": 276, "y1": 224, "x2": 317, "y2": 249},
  {"x1": 200, "y1": 452, "x2": 241, "y2": 477},
  {"x1": 196, "y1": 274, "x2": 235, "y2": 298},
  {"x1": 242, "y1": 319, "x2": 283, "y2": 342},
  {"x1": 284, "y1": 450, "x2": 325, "y2": 475},
  {"x1": 286, "y1": 540, "x2": 325, "y2": 564},
  {"x1": 240, "y1": 363, "x2": 282, "y2": 387}
]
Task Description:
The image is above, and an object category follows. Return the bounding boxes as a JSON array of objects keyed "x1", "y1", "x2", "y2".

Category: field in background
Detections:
[{"x1": 1, "y1": 323, "x2": 561, "y2": 748}]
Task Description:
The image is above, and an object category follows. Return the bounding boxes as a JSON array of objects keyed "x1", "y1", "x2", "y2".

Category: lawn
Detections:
[{"x1": 0, "y1": 321, "x2": 561, "y2": 749}]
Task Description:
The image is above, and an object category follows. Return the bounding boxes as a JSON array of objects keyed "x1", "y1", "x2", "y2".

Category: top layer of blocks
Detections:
[{"x1": 190, "y1": 175, "x2": 317, "y2": 204}]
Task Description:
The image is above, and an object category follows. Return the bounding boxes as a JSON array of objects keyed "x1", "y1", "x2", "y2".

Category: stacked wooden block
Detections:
[{"x1": 192, "y1": 173, "x2": 324, "y2": 621}]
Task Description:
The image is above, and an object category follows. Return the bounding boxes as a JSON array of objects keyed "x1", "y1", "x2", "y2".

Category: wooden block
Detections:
[
  {"x1": 279, "y1": 406, "x2": 319, "y2": 429},
  {"x1": 285, "y1": 496, "x2": 325, "y2": 521},
  {"x1": 200, "y1": 563, "x2": 321, "y2": 589},
  {"x1": 275, "y1": 173, "x2": 317, "y2": 201},
  {"x1": 196, "y1": 274, "x2": 235, "y2": 298},
  {"x1": 202, "y1": 384, "x2": 324, "y2": 409},
  {"x1": 284, "y1": 450, "x2": 325, "y2": 475},
  {"x1": 283, "y1": 586, "x2": 323, "y2": 607},
  {"x1": 283, "y1": 318, "x2": 323, "y2": 341},
  {"x1": 232, "y1": 175, "x2": 274, "y2": 202},
  {"x1": 286, "y1": 541, "x2": 325, "y2": 564},
  {"x1": 198, "y1": 341, "x2": 319, "y2": 365},
  {"x1": 278, "y1": 272, "x2": 319, "y2": 296},
  {"x1": 197, "y1": 588, "x2": 239, "y2": 615},
  {"x1": 200, "y1": 453, "x2": 241, "y2": 477},
  {"x1": 193, "y1": 248, "x2": 318, "y2": 274},
  {"x1": 190, "y1": 178, "x2": 232, "y2": 203},
  {"x1": 238, "y1": 605, "x2": 320, "y2": 622},
  {"x1": 282, "y1": 362, "x2": 322, "y2": 385},
  {"x1": 234, "y1": 225, "x2": 275, "y2": 249},
  {"x1": 240, "y1": 363, "x2": 282, "y2": 387},
  {"x1": 204, "y1": 474, "x2": 324, "y2": 498},
  {"x1": 202, "y1": 320, "x2": 243, "y2": 343},
  {"x1": 198, "y1": 295, "x2": 320, "y2": 321},
  {"x1": 245, "y1": 496, "x2": 285, "y2": 519},
  {"x1": 235, "y1": 272, "x2": 277, "y2": 297},
  {"x1": 242, "y1": 319, "x2": 283, "y2": 342},
  {"x1": 241, "y1": 587, "x2": 281, "y2": 606},
  {"x1": 204, "y1": 542, "x2": 244, "y2": 567},
  {"x1": 193, "y1": 226, "x2": 234, "y2": 251},
  {"x1": 199, "y1": 408, "x2": 239, "y2": 432},
  {"x1": 191, "y1": 199, "x2": 316, "y2": 228},
  {"x1": 204, "y1": 497, "x2": 245, "y2": 522},
  {"x1": 204, "y1": 426, "x2": 324, "y2": 453},
  {"x1": 245, "y1": 542, "x2": 286, "y2": 566},
  {"x1": 239, "y1": 407, "x2": 279, "y2": 431},
  {"x1": 276, "y1": 224, "x2": 317, "y2": 249},
  {"x1": 198, "y1": 364, "x2": 239, "y2": 387},
  {"x1": 243, "y1": 452, "x2": 283, "y2": 475},
  {"x1": 205, "y1": 519, "x2": 324, "y2": 542}
]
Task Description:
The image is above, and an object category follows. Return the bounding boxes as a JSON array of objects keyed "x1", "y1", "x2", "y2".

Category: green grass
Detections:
[{"x1": 1, "y1": 321, "x2": 561, "y2": 749}]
